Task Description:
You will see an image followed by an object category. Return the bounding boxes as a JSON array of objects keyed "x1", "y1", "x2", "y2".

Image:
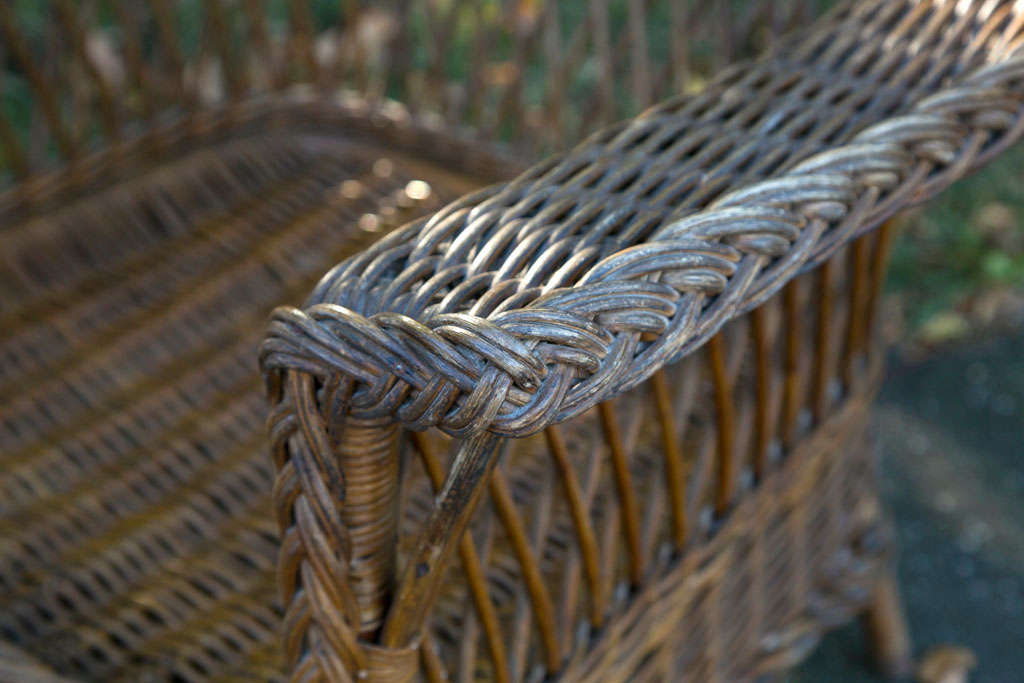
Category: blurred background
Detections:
[{"x1": 2, "y1": 1, "x2": 1022, "y2": 680}]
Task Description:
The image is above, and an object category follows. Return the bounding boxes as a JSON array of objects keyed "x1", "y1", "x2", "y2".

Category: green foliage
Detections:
[{"x1": 890, "y1": 144, "x2": 1024, "y2": 329}]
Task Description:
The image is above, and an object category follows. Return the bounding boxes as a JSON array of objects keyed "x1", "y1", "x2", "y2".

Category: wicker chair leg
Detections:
[{"x1": 862, "y1": 571, "x2": 914, "y2": 679}]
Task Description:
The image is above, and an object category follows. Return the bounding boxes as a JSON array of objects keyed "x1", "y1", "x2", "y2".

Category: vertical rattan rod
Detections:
[
  {"x1": 205, "y1": 0, "x2": 248, "y2": 101},
  {"x1": 410, "y1": 432, "x2": 511, "y2": 683},
  {"x1": 0, "y1": 112, "x2": 29, "y2": 179},
  {"x1": 540, "y1": 3, "x2": 564, "y2": 147},
  {"x1": 781, "y1": 280, "x2": 802, "y2": 445},
  {"x1": 287, "y1": 0, "x2": 321, "y2": 86},
  {"x1": 488, "y1": 468, "x2": 562, "y2": 673},
  {"x1": 842, "y1": 236, "x2": 871, "y2": 388},
  {"x1": 465, "y1": 1, "x2": 490, "y2": 125},
  {"x1": 380, "y1": 432, "x2": 501, "y2": 650},
  {"x1": 494, "y1": 9, "x2": 530, "y2": 141},
  {"x1": 55, "y1": 0, "x2": 122, "y2": 142},
  {"x1": 668, "y1": 1, "x2": 692, "y2": 93},
  {"x1": 243, "y1": 0, "x2": 284, "y2": 90},
  {"x1": 749, "y1": 306, "x2": 771, "y2": 480},
  {"x1": 590, "y1": 0, "x2": 614, "y2": 127},
  {"x1": 628, "y1": 0, "x2": 652, "y2": 108},
  {"x1": 650, "y1": 369, "x2": 689, "y2": 548},
  {"x1": 545, "y1": 425, "x2": 606, "y2": 627},
  {"x1": 420, "y1": 0, "x2": 458, "y2": 117},
  {"x1": 597, "y1": 401, "x2": 645, "y2": 584},
  {"x1": 149, "y1": 0, "x2": 193, "y2": 110},
  {"x1": 0, "y1": 3, "x2": 77, "y2": 161},
  {"x1": 812, "y1": 258, "x2": 835, "y2": 423},
  {"x1": 419, "y1": 626, "x2": 448, "y2": 683},
  {"x1": 112, "y1": 1, "x2": 155, "y2": 120},
  {"x1": 864, "y1": 219, "x2": 896, "y2": 344},
  {"x1": 708, "y1": 333, "x2": 736, "y2": 515}
]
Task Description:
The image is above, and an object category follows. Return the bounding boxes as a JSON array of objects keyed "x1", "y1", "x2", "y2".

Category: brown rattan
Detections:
[
  {"x1": 0, "y1": 2, "x2": 817, "y2": 680},
  {"x1": 0, "y1": 108, "x2": 505, "y2": 681},
  {"x1": 1, "y1": 1, "x2": 1022, "y2": 682},
  {"x1": 259, "y1": 1, "x2": 1024, "y2": 681},
  {"x1": 0, "y1": 0, "x2": 815, "y2": 191}
]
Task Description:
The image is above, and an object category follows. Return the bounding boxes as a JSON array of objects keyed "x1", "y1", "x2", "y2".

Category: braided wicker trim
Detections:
[{"x1": 262, "y1": 51, "x2": 1024, "y2": 439}]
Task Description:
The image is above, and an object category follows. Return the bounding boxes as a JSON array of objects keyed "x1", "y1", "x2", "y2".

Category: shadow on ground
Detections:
[{"x1": 792, "y1": 331, "x2": 1024, "y2": 682}]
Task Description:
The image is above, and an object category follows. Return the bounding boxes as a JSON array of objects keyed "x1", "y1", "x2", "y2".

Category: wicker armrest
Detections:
[
  {"x1": 264, "y1": 10, "x2": 1024, "y2": 440},
  {"x1": 260, "y1": 1, "x2": 1024, "y2": 679}
]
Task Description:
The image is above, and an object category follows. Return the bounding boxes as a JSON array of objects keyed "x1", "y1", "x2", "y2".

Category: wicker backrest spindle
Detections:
[
  {"x1": 0, "y1": 1, "x2": 819, "y2": 190},
  {"x1": 261, "y1": 1, "x2": 1024, "y2": 680}
]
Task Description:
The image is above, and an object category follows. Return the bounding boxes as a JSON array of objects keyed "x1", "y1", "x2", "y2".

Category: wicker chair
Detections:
[{"x1": 1, "y1": 1, "x2": 1022, "y2": 681}]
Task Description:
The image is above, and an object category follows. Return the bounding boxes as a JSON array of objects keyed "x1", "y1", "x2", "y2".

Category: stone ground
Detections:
[{"x1": 793, "y1": 331, "x2": 1024, "y2": 682}]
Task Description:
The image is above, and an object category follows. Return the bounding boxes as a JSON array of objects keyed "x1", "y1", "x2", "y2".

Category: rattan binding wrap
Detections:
[{"x1": 260, "y1": 1, "x2": 1024, "y2": 681}]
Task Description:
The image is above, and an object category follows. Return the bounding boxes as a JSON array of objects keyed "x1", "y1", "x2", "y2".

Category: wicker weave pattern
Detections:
[
  {"x1": 0, "y1": 110, "x2": 504, "y2": 681},
  {"x1": 2, "y1": 3, "x2": 838, "y2": 680},
  {"x1": 562, "y1": 387, "x2": 885, "y2": 682},
  {"x1": 265, "y1": 223, "x2": 895, "y2": 681},
  {"x1": 258, "y1": 2, "x2": 1024, "y2": 681},
  {"x1": 408, "y1": 224, "x2": 897, "y2": 681},
  {"x1": 263, "y1": 2, "x2": 1024, "y2": 439},
  {"x1": 2, "y1": 1, "x2": 1023, "y2": 681}
]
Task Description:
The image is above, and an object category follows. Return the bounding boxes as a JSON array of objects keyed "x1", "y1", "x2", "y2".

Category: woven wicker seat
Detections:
[
  {"x1": 0, "y1": 104, "x2": 512, "y2": 680},
  {"x1": 2, "y1": 1, "x2": 1023, "y2": 682}
]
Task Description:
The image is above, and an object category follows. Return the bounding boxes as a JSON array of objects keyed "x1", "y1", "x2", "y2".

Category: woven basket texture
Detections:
[{"x1": 1, "y1": 1, "x2": 1023, "y2": 682}]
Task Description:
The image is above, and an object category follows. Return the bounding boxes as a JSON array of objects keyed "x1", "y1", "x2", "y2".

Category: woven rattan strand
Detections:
[
  {"x1": 257, "y1": 1, "x2": 1024, "y2": 681},
  {"x1": 1, "y1": 1, "x2": 1022, "y2": 681}
]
